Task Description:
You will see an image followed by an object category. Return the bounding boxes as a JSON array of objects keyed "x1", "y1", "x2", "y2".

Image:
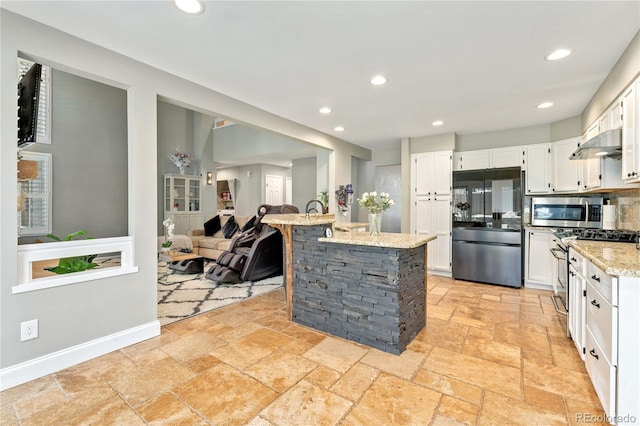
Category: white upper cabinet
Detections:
[
  {"x1": 525, "y1": 143, "x2": 551, "y2": 194},
  {"x1": 621, "y1": 78, "x2": 640, "y2": 182},
  {"x1": 492, "y1": 146, "x2": 526, "y2": 168},
  {"x1": 454, "y1": 150, "x2": 490, "y2": 171},
  {"x1": 414, "y1": 150, "x2": 452, "y2": 195},
  {"x1": 551, "y1": 138, "x2": 581, "y2": 193}
]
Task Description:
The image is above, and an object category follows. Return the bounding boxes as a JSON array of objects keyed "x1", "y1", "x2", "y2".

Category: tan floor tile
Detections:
[
  {"x1": 255, "y1": 312, "x2": 294, "y2": 331},
  {"x1": 523, "y1": 358, "x2": 600, "y2": 403},
  {"x1": 173, "y1": 363, "x2": 278, "y2": 425},
  {"x1": 208, "y1": 305, "x2": 268, "y2": 327},
  {"x1": 20, "y1": 383, "x2": 117, "y2": 426},
  {"x1": 186, "y1": 354, "x2": 222, "y2": 373},
  {"x1": 217, "y1": 321, "x2": 265, "y2": 343},
  {"x1": 246, "y1": 416, "x2": 276, "y2": 426},
  {"x1": 359, "y1": 348, "x2": 425, "y2": 380},
  {"x1": 330, "y1": 362, "x2": 379, "y2": 402},
  {"x1": 344, "y1": 373, "x2": 441, "y2": 425},
  {"x1": 160, "y1": 330, "x2": 227, "y2": 363},
  {"x1": 405, "y1": 334, "x2": 434, "y2": 355},
  {"x1": 120, "y1": 332, "x2": 181, "y2": 359},
  {"x1": 126, "y1": 347, "x2": 170, "y2": 365},
  {"x1": 465, "y1": 326, "x2": 494, "y2": 341},
  {"x1": 437, "y1": 395, "x2": 478, "y2": 425},
  {"x1": 565, "y1": 396, "x2": 609, "y2": 426},
  {"x1": 481, "y1": 294, "x2": 501, "y2": 302},
  {"x1": 424, "y1": 347, "x2": 522, "y2": 399},
  {"x1": 162, "y1": 313, "x2": 220, "y2": 336},
  {"x1": 462, "y1": 335, "x2": 521, "y2": 369},
  {"x1": 451, "y1": 304, "x2": 520, "y2": 329},
  {"x1": 8, "y1": 376, "x2": 66, "y2": 420},
  {"x1": 303, "y1": 336, "x2": 368, "y2": 373},
  {"x1": 280, "y1": 338, "x2": 317, "y2": 355},
  {"x1": 494, "y1": 322, "x2": 551, "y2": 354},
  {"x1": 423, "y1": 317, "x2": 469, "y2": 352},
  {"x1": 476, "y1": 298, "x2": 521, "y2": 313},
  {"x1": 552, "y1": 342, "x2": 588, "y2": 372},
  {"x1": 136, "y1": 393, "x2": 207, "y2": 425},
  {"x1": 109, "y1": 356, "x2": 196, "y2": 406},
  {"x1": 305, "y1": 365, "x2": 342, "y2": 389},
  {"x1": 54, "y1": 351, "x2": 136, "y2": 393},
  {"x1": 427, "y1": 304, "x2": 456, "y2": 321},
  {"x1": 523, "y1": 385, "x2": 566, "y2": 414},
  {"x1": 281, "y1": 323, "x2": 326, "y2": 345},
  {"x1": 479, "y1": 390, "x2": 567, "y2": 425},
  {"x1": 430, "y1": 414, "x2": 472, "y2": 426},
  {"x1": 430, "y1": 286, "x2": 449, "y2": 296},
  {"x1": 259, "y1": 380, "x2": 352, "y2": 426},
  {"x1": 244, "y1": 351, "x2": 318, "y2": 393},
  {"x1": 520, "y1": 310, "x2": 565, "y2": 329},
  {"x1": 0, "y1": 405, "x2": 19, "y2": 426},
  {"x1": 64, "y1": 395, "x2": 144, "y2": 425},
  {"x1": 412, "y1": 369, "x2": 483, "y2": 406},
  {"x1": 239, "y1": 328, "x2": 295, "y2": 351}
]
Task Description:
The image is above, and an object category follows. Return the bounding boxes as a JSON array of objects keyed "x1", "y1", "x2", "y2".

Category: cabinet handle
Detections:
[
  {"x1": 591, "y1": 274, "x2": 600, "y2": 282},
  {"x1": 589, "y1": 349, "x2": 599, "y2": 360},
  {"x1": 590, "y1": 299, "x2": 600, "y2": 309}
]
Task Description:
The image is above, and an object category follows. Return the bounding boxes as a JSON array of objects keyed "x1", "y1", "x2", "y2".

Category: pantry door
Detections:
[{"x1": 265, "y1": 175, "x2": 283, "y2": 205}]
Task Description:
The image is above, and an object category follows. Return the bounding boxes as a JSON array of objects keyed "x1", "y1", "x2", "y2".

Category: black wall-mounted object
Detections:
[{"x1": 17, "y1": 63, "x2": 42, "y2": 147}]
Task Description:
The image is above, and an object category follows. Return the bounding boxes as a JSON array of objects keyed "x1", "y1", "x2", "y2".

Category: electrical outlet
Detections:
[{"x1": 20, "y1": 319, "x2": 38, "y2": 342}]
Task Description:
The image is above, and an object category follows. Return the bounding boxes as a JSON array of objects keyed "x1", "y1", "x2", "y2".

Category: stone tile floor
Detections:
[{"x1": 1, "y1": 276, "x2": 608, "y2": 425}]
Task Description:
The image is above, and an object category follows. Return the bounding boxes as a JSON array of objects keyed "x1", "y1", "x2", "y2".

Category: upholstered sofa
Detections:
[{"x1": 188, "y1": 214, "x2": 255, "y2": 260}]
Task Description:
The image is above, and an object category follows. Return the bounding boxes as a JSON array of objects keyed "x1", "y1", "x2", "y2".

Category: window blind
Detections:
[{"x1": 19, "y1": 152, "x2": 52, "y2": 236}]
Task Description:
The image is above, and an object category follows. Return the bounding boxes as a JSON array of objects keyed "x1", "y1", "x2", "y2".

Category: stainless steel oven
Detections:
[
  {"x1": 531, "y1": 197, "x2": 603, "y2": 228},
  {"x1": 550, "y1": 239, "x2": 568, "y2": 314}
]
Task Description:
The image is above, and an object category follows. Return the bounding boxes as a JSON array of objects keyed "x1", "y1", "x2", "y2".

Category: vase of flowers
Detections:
[
  {"x1": 162, "y1": 218, "x2": 175, "y2": 252},
  {"x1": 168, "y1": 147, "x2": 194, "y2": 175},
  {"x1": 357, "y1": 191, "x2": 395, "y2": 236}
]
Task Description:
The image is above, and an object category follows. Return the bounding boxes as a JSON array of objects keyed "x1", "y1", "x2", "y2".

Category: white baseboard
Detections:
[
  {"x1": 0, "y1": 321, "x2": 160, "y2": 391},
  {"x1": 428, "y1": 269, "x2": 452, "y2": 278},
  {"x1": 524, "y1": 281, "x2": 554, "y2": 291}
]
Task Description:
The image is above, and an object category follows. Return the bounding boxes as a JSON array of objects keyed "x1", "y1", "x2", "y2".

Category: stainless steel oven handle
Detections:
[{"x1": 550, "y1": 247, "x2": 566, "y2": 260}]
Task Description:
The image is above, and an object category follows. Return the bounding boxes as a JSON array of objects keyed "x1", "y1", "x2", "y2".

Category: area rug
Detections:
[{"x1": 157, "y1": 260, "x2": 283, "y2": 326}]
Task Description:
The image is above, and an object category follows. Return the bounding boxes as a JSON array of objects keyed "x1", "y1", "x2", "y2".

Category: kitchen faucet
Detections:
[{"x1": 305, "y1": 199, "x2": 325, "y2": 218}]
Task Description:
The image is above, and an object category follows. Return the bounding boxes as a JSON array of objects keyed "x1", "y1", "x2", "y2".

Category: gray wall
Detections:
[
  {"x1": 292, "y1": 157, "x2": 317, "y2": 212},
  {"x1": 582, "y1": 30, "x2": 640, "y2": 130},
  {"x1": 19, "y1": 69, "x2": 128, "y2": 243},
  {"x1": 1, "y1": 10, "x2": 369, "y2": 377}
]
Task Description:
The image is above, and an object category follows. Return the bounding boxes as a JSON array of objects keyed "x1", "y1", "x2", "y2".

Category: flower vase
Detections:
[
  {"x1": 368, "y1": 213, "x2": 382, "y2": 236},
  {"x1": 178, "y1": 165, "x2": 185, "y2": 175}
]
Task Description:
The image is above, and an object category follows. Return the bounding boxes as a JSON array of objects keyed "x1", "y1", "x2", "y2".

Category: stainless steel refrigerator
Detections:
[{"x1": 451, "y1": 167, "x2": 523, "y2": 288}]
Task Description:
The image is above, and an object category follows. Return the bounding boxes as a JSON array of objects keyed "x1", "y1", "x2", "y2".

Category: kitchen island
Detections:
[{"x1": 262, "y1": 214, "x2": 435, "y2": 354}]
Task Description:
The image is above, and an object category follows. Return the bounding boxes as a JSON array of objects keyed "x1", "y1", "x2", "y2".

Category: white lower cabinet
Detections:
[
  {"x1": 164, "y1": 213, "x2": 203, "y2": 235},
  {"x1": 568, "y1": 256, "x2": 586, "y2": 359},
  {"x1": 572, "y1": 252, "x2": 640, "y2": 424},
  {"x1": 415, "y1": 195, "x2": 451, "y2": 273},
  {"x1": 524, "y1": 229, "x2": 555, "y2": 287}
]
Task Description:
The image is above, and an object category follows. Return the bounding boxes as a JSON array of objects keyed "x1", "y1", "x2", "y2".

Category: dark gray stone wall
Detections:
[{"x1": 291, "y1": 225, "x2": 425, "y2": 354}]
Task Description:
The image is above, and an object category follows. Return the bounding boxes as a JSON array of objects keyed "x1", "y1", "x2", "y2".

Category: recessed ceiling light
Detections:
[
  {"x1": 319, "y1": 107, "x2": 332, "y2": 114},
  {"x1": 175, "y1": 0, "x2": 205, "y2": 14},
  {"x1": 537, "y1": 102, "x2": 554, "y2": 109},
  {"x1": 544, "y1": 48, "x2": 573, "y2": 61},
  {"x1": 334, "y1": 126, "x2": 345, "y2": 132},
  {"x1": 370, "y1": 75, "x2": 387, "y2": 86},
  {"x1": 432, "y1": 120, "x2": 444, "y2": 126}
]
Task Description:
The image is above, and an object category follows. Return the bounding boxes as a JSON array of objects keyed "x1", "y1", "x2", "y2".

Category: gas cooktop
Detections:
[{"x1": 553, "y1": 228, "x2": 639, "y2": 243}]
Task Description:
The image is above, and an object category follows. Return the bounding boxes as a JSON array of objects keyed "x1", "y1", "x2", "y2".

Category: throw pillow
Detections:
[
  {"x1": 241, "y1": 216, "x2": 256, "y2": 232},
  {"x1": 204, "y1": 215, "x2": 221, "y2": 237},
  {"x1": 222, "y1": 216, "x2": 239, "y2": 238}
]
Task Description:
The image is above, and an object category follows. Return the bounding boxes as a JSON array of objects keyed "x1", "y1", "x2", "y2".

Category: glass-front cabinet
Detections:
[{"x1": 164, "y1": 174, "x2": 203, "y2": 235}]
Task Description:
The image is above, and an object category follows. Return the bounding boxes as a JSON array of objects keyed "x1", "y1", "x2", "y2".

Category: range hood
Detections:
[{"x1": 570, "y1": 129, "x2": 622, "y2": 160}]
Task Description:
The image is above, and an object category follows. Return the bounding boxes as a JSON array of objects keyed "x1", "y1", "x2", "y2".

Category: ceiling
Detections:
[{"x1": 3, "y1": 1, "x2": 639, "y2": 154}]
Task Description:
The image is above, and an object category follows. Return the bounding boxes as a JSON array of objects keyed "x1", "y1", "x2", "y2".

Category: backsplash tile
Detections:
[{"x1": 610, "y1": 188, "x2": 640, "y2": 231}]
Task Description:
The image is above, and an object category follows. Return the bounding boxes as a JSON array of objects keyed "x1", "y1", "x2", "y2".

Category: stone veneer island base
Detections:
[{"x1": 263, "y1": 214, "x2": 435, "y2": 355}]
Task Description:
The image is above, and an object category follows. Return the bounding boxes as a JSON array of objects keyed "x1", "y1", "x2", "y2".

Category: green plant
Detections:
[
  {"x1": 161, "y1": 240, "x2": 173, "y2": 249},
  {"x1": 318, "y1": 190, "x2": 329, "y2": 207},
  {"x1": 44, "y1": 230, "x2": 98, "y2": 274}
]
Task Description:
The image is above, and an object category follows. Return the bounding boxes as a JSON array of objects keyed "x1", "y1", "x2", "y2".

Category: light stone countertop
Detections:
[
  {"x1": 319, "y1": 232, "x2": 436, "y2": 249},
  {"x1": 567, "y1": 240, "x2": 640, "y2": 278},
  {"x1": 262, "y1": 213, "x2": 335, "y2": 226}
]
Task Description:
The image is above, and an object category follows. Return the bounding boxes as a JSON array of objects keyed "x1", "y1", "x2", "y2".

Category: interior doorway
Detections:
[{"x1": 265, "y1": 174, "x2": 284, "y2": 205}]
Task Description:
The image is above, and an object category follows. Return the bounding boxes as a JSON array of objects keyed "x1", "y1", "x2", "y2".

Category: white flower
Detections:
[
  {"x1": 370, "y1": 191, "x2": 377, "y2": 197},
  {"x1": 389, "y1": 199, "x2": 395, "y2": 206},
  {"x1": 362, "y1": 192, "x2": 369, "y2": 199}
]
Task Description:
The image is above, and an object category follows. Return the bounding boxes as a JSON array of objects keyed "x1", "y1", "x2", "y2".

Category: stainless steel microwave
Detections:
[{"x1": 531, "y1": 197, "x2": 603, "y2": 228}]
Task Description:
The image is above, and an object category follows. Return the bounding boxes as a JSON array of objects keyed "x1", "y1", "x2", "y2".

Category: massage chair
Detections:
[{"x1": 205, "y1": 204, "x2": 299, "y2": 283}]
